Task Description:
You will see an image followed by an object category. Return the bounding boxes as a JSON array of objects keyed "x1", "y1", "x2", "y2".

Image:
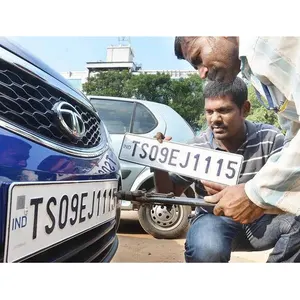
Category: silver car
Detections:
[{"x1": 89, "y1": 96, "x2": 196, "y2": 239}]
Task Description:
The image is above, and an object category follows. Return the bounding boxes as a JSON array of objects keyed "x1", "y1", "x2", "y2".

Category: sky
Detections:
[{"x1": 9, "y1": 37, "x2": 194, "y2": 73}]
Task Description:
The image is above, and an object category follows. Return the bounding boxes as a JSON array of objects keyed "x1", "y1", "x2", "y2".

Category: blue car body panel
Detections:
[
  {"x1": 0, "y1": 38, "x2": 121, "y2": 262},
  {"x1": 0, "y1": 126, "x2": 120, "y2": 244}
]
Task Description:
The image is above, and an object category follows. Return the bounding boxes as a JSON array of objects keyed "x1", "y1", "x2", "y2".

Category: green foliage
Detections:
[
  {"x1": 124, "y1": 73, "x2": 172, "y2": 104},
  {"x1": 246, "y1": 85, "x2": 281, "y2": 129},
  {"x1": 168, "y1": 74, "x2": 204, "y2": 130},
  {"x1": 197, "y1": 114, "x2": 208, "y2": 131},
  {"x1": 82, "y1": 70, "x2": 132, "y2": 97}
]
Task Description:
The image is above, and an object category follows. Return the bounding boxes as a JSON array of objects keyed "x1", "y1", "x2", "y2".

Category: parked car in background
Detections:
[
  {"x1": 89, "y1": 96, "x2": 196, "y2": 239},
  {"x1": 0, "y1": 38, "x2": 122, "y2": 262}
]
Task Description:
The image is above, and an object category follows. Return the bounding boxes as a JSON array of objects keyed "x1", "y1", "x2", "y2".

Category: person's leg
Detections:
[
  {"x1": 243, "y1": 214, "x2": 300, "y2": 262},
  {"x1": 185, "y1": 213, "x2": 243, "y2": 262}
]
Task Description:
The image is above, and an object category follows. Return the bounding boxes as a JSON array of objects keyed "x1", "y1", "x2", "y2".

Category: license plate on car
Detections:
[
  {"x1": 119, "y1": 134, "x2": 243, "y2": 186},
  {"x1": 4, "y1": 179, "x2": 118, "y2": 263}
]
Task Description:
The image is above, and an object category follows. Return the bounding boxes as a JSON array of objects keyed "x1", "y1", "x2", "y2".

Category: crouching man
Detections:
[{"x1": 153, "y1": 77, "x2": 300, "y2": 262}]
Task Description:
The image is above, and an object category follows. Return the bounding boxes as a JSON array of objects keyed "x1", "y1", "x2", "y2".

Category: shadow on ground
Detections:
[{"x1": 117, "y1": 213, "x2": 147, "y2": 235}]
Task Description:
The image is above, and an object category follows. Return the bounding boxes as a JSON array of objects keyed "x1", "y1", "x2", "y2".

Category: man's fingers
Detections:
[
  {"x1": 154, "y1": 132, "x2": 165, "y2": 143},
  {"x1": 154, "y1": 132, "x2": 172, "y2": 143},
  {"x1": 204, "y1": 189, "x2": 225, "y2": 204},
  {"x1": 213, "y1": 205, "x2": 224, "y2": 216},
  {"x1": 205, "y1": 189, "x2": 227, "y2": 216},
  {"x1": 205, "y1": 186, "x2": 219, "y2": 195},
  {"x1": 234, "y1": 207, "x2": 264, "y2": 224},
  {"x1": 201, "y1": 180, "x2": 227, "y2": 192}
]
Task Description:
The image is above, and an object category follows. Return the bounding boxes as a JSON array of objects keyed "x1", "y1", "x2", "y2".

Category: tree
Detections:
[
  {"x1": 82, "y1": 70, "x2": 132, "y2": 97},
  {"x1": 169, "y1": 74, "x2": 204, "y2": 130},
  {"x1": 124, "y1": 73, "x2": 172, "y2": 105},
  {"x1": 246, "y1": 85, "x2": 281, "y2": 129}
]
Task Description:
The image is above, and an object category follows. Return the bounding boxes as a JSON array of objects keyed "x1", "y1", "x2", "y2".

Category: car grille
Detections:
[
  {"x1": 0, "y1": 218, "x2": 118, "y2": 263},
  {"x1": 0, "y1": 58, "x2": 101, "y2": 149}
]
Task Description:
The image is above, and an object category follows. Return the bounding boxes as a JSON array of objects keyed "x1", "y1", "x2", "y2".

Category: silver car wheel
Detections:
[{"x1": 148, "y1": 204, "x2": 184, "y2": 231}]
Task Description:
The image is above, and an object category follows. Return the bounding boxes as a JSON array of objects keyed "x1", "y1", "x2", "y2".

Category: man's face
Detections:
[
  {"x1": 205, "y1": 95, "x2": 249, "y2": 140},
  {"x1": 180, "y1": 37, "x2": 241, "y2": 83}
]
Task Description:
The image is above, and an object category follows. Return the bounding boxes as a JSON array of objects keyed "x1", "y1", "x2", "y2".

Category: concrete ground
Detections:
[{"x1": 112, "y1": 211, "x2": 272, "y2": 263}]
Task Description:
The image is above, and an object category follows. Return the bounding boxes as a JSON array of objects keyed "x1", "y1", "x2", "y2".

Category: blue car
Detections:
[{"x1": 0, "y1": 38, "x2": 122, "y2": 262}]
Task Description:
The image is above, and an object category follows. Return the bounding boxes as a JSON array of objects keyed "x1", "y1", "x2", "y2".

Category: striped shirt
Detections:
[{"x1": 170, "y1": 120, "x2": 284, "y2": 213}]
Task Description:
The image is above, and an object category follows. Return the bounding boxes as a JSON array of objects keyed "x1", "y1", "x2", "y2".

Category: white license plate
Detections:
[
  {"x1": 4, "y1": 179, "x2": 118, "y2": 262},
  {"x1": 119, "y1": 134, "x2": 243, "y2": 186}
]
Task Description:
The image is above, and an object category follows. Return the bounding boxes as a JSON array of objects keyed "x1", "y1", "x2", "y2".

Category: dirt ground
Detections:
[{"x1": 112, "y1": 211, "x2": 271, "y2": 263}]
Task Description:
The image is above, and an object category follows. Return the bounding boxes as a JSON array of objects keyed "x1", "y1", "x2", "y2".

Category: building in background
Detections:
[
  {"x1": 61, "y1": 39, "x2": 197, "y2": 92},
  {"x1": 86, "y1": 44, "x2": 141, "y2": 75},
  {"x1": 60, "y1": 70, "x2": 88, "y2": 91}
]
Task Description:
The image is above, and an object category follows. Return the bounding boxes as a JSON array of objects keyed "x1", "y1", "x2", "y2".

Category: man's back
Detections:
[{"x1": 239, "y1": 37, "x2": 300, "y2": 142}]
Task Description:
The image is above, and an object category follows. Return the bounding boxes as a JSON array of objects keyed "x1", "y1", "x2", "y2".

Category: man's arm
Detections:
[
  {"x1": 235, "y1": 37, "x2": 300, "y2": 215},
  {"x1": 203, "y1": 38, "x2": 300, "y2": 221},
  {"x1": 245, "y1": 126, "x2": 300, "y2": 214},
  {"x1": 153, "y1": 169, "x2": 193, "y2": 196}
]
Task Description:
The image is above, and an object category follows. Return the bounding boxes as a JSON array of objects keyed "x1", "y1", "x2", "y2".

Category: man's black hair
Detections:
[
  {"x1": 174, "y1": 36, "x2": 185, "y2": 59},
  {"x1": 203, "y1": 77, "x2": 248, "y2": 109}
]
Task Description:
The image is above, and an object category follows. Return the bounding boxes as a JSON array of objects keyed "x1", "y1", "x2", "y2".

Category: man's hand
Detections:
[
  {"x1": 154, "y1": 132, "x2": 172, "y2": 143},
  {"x1": 201, "y1": 180, "x2": 227, "y2": 195},
  {"x1": 204, "y1": 183, "x2": 265, "y2": 224}
]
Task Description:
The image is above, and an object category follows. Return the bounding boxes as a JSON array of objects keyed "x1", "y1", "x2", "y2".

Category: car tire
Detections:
[{"x1": 138, "y1": 199, "x2": 191, "y2": 239}]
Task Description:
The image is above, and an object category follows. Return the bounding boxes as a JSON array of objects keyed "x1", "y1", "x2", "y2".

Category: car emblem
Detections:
[{"x1": 52, "y1": 101, "x2": 85, "y2": 139}]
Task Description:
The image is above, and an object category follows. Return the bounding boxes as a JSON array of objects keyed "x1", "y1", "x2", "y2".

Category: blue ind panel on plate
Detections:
[{"x1": 0, "y1": 182, "x2": 10, "y2": 245}]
